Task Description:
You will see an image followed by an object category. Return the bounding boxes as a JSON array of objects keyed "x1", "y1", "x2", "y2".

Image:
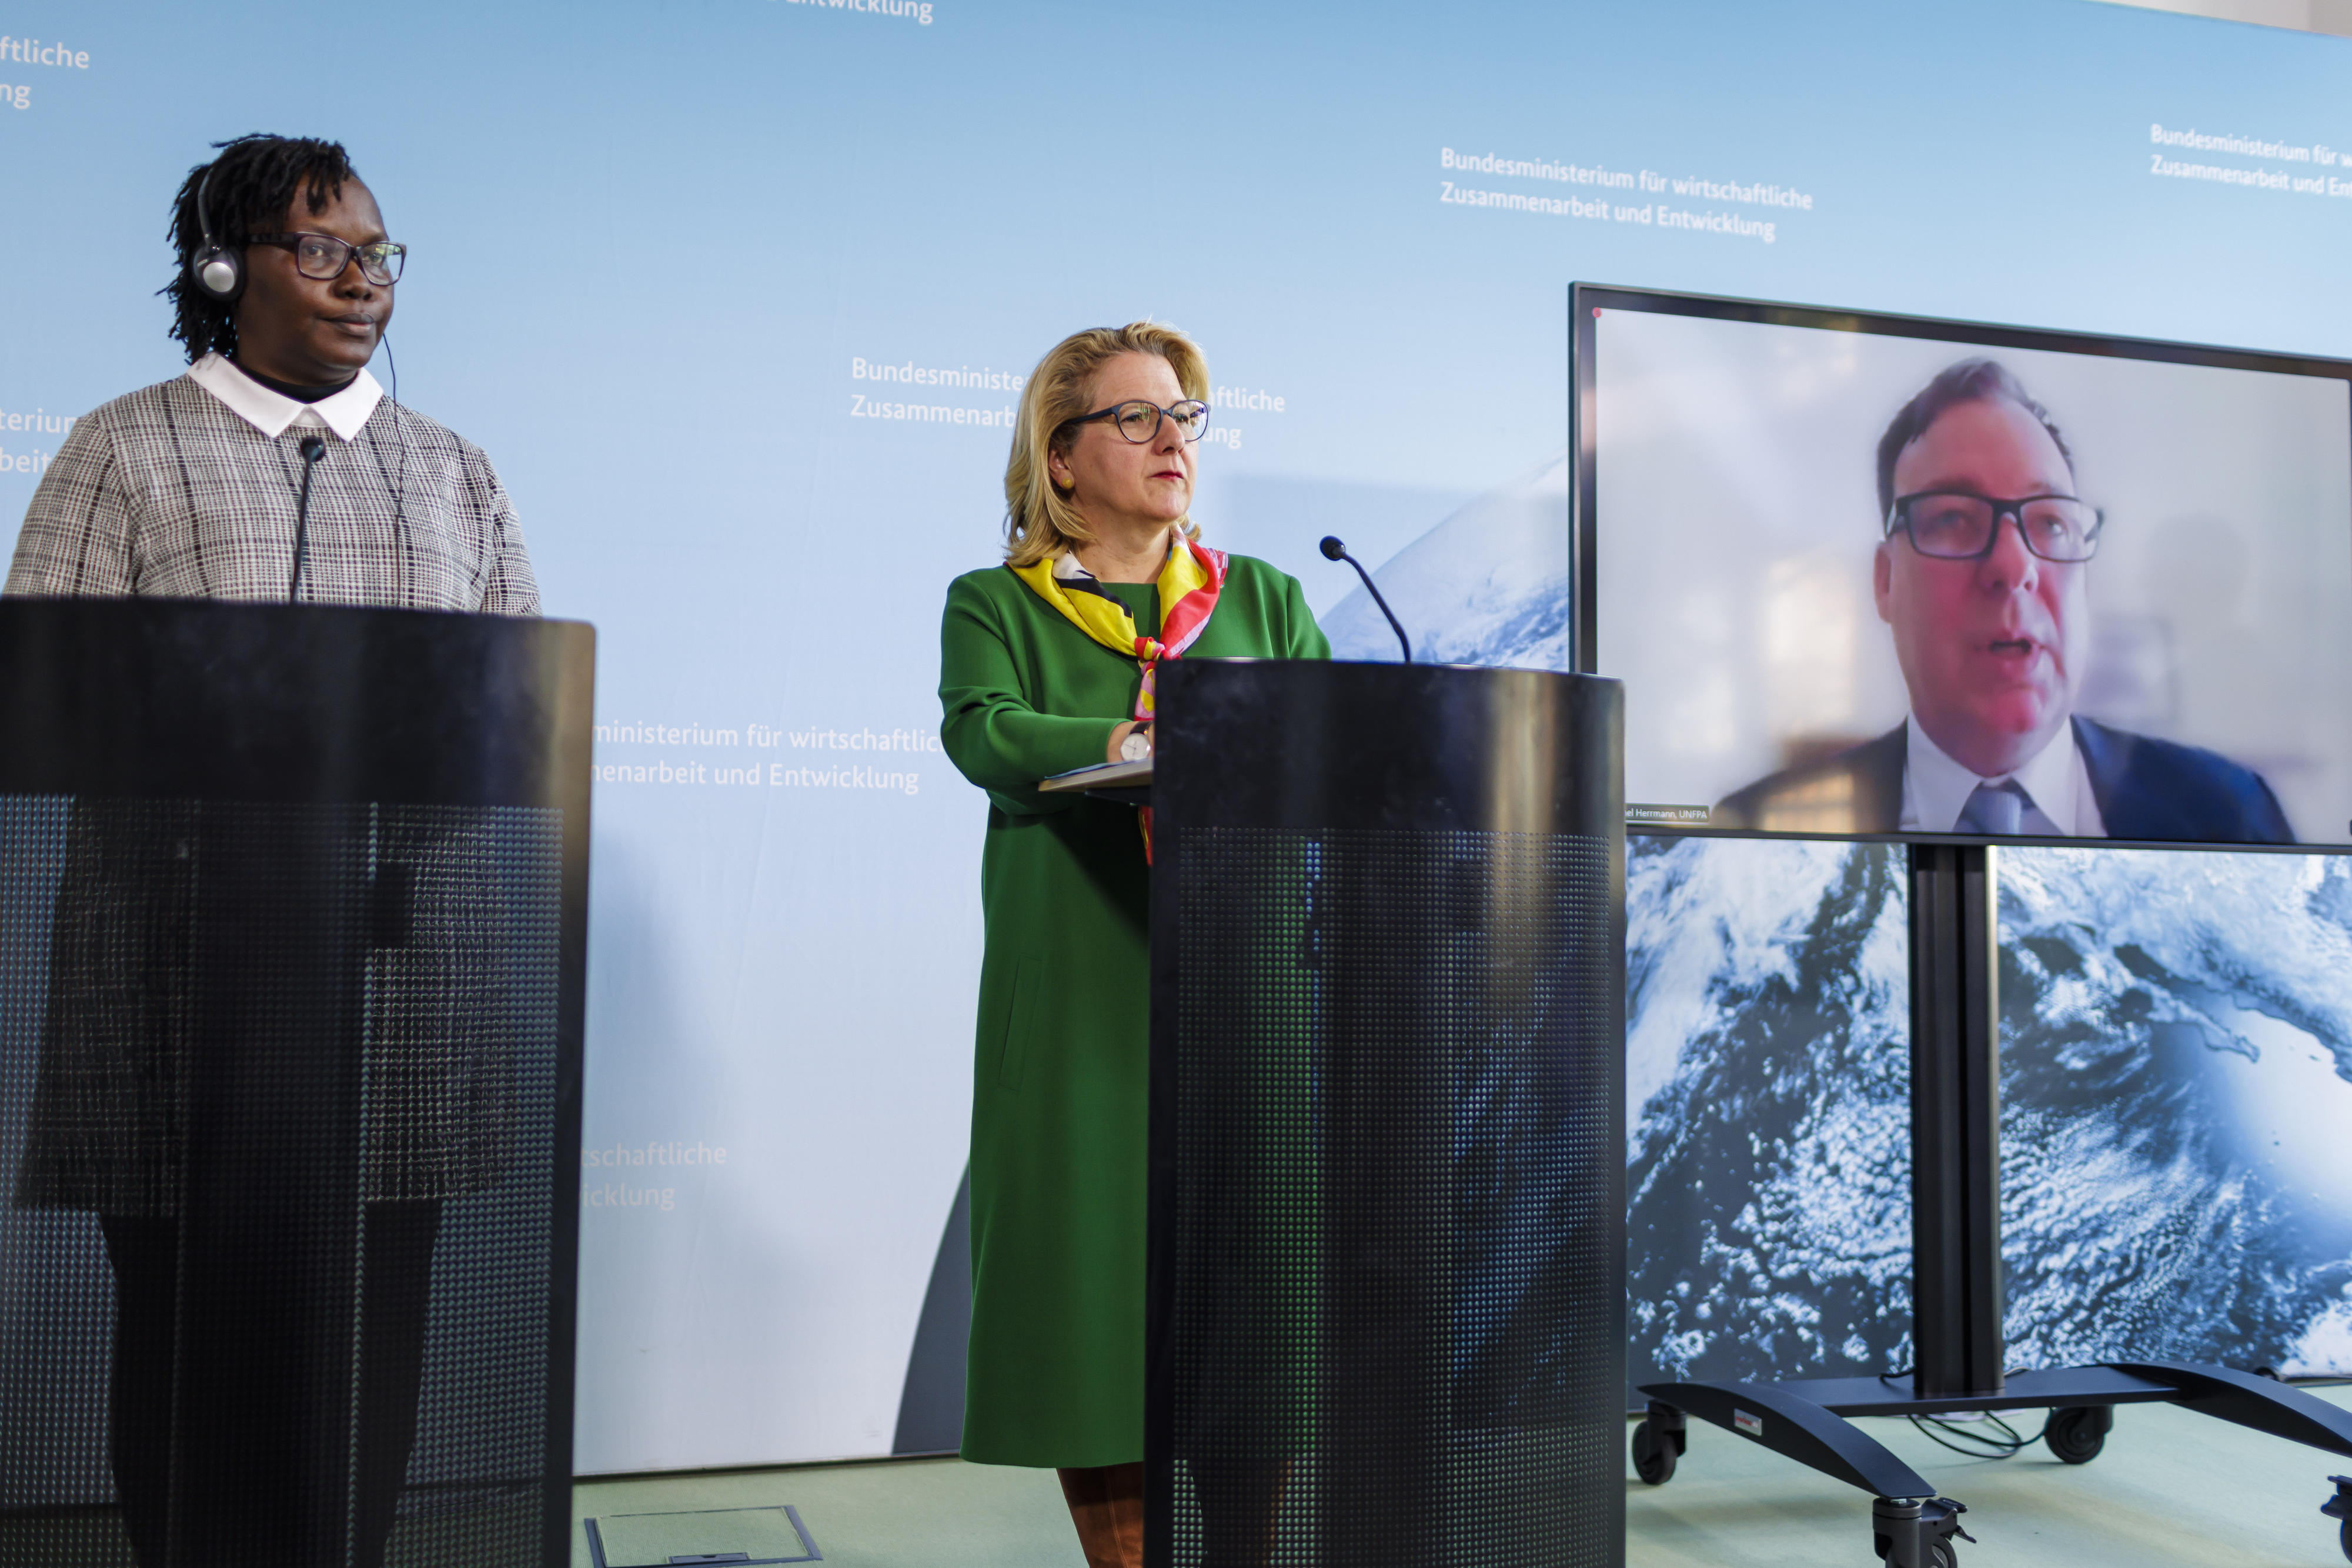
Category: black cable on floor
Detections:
[{"x1": 1907, "y1": 1410, "x2": 2045, "y2": 1459}]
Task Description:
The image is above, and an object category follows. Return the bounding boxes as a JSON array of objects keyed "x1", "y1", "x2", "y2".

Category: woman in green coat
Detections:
[{"x1": 938, "y1": 322, "x2": 1328, "y2": 1568}]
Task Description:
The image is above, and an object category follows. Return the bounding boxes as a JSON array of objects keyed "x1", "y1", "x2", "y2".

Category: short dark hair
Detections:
[
  {"x1": 1875, "y1": 357, "x2": 2074, "y2": 520},
  {"x1": 162, "y1": 135, "x2": 360, "y2": 363}
]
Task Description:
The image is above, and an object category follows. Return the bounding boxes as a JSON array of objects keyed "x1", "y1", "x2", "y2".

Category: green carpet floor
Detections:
[
  {"x1": 571, "y1": 1385, "x2": 2352, "y2": 1566},
  {"x1": 573, "y1": 1454, "x2": 1083, "y2": 1567}
]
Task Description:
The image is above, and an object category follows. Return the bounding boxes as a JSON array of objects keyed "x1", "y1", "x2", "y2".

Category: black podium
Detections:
[
  {"x1": 1142, "y1": 660, "x2": 1625, "y2": 1568},
  {"x1": 0, "y1": 601, "x2": 593, "y2": 1568}
]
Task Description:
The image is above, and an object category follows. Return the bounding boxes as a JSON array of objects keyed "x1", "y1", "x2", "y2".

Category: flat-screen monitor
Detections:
[{"x1": 1573, "y1": 284, "x2": 2352, "y2": 850}]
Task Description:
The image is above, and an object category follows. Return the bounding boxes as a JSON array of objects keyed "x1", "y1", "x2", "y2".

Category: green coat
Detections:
[{"x1": 938, "y1": 553, "x2": 1329, "y2": 1467}]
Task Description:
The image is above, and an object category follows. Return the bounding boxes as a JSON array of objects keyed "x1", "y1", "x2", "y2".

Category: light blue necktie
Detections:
[{"x1": 1953, "y1": 779, "x2": 2061, "y2": 835}]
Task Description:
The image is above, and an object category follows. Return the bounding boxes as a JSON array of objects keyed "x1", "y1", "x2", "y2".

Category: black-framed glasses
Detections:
[
  {"x1": 250, "y1": 232, "x2": 407, "y2": 286},
  {"x1": 1065, "y1": 399, "x2": 1211, "y2": 444},
  {"x1": 1886, "y1": 490, "x2": 2103, "y2": 564}
]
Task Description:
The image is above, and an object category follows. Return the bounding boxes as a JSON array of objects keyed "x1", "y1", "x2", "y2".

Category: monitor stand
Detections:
[{"x1": 1631, "y1": 843, "x2": 2352, "y2": 1568}]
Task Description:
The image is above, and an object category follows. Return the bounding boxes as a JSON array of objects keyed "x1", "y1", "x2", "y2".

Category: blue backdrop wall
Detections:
[{"x1": 5, "y1": 0, "x2": 2351, "y2": 1475}]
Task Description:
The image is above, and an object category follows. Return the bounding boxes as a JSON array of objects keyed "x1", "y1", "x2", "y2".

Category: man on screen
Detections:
[{"x1": 1714, "y1": 358, "x2": 2294, "y2": 842}]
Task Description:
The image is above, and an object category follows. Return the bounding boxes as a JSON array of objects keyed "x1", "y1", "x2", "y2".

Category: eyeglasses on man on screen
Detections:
[{"x1": 1886, "y1": 490, "x2": 2104, "y2": 563}]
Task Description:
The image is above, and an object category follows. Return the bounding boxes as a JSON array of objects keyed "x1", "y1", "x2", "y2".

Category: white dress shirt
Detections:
[{"x1": 1898, "y1": 713, "x2": 2107, "y2": 837}]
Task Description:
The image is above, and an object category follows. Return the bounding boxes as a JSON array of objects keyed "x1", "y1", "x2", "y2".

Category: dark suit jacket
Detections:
[{"x1": 1711, "y1": 716, "x2": 2296, "y2": 844}]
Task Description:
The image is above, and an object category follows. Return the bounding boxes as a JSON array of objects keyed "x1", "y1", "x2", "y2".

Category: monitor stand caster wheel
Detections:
[
  {"x1": 1629, "y1": 1421, "x2": 1673, "y2": 1485},
  {"x1": 1631, "y1": 1401, "x2": 1686, "y2": 1485},
  {"x1": 1875, "y1": 1533, "x2": 1959, "y2": 1567},
  {"x1": 2045, "y1": 1405, "x2": 2112, "y2": 1464},
  {"x1": 2321, "y1": 1475, "x2": 2352, "y2": 1562},
  {"x1": 1874, "y1": 1496, "x2": 1971, "y2": 1568},
  {"x1": 1870, "y1": 1530, "x2": 1958, "y2": 1567}
]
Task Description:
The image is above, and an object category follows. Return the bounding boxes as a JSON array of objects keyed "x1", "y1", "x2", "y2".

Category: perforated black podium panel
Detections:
[
  {"x1": 0, "y1": 602, "x2": 592, "y2": 1568},
  {"x1": 1146, "y1": 662, "x2": 1625, "y2": 1568}
]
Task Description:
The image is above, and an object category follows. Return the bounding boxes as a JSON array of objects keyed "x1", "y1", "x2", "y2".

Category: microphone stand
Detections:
[
  {"x1": 1319, "y1": 536, "x2": 1412, "y2": 663},
  {"x1": 290, "y1": 435, "x2": 326, "y2": 600}
]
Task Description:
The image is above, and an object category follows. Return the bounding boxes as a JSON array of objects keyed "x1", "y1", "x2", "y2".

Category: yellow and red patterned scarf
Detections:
[
  {"x1": 1011, "y1": 534, "x2": 1227, "y2": 724},
  {"x1": 1012, "y1": 534, "x2": 1227, "y2": 856}
]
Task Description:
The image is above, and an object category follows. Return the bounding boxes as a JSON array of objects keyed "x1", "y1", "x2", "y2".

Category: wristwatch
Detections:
[{"x1": 1120, "y1": 724, "x2": 1154, "y2": 763}]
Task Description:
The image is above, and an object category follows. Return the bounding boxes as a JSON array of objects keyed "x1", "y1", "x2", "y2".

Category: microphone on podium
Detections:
[{"x1": 1319, "y1": 536, "x2": 1412, "y2": 663}]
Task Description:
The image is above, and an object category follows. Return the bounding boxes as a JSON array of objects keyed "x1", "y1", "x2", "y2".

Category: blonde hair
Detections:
[{"x1": 1003, "y1": 322, "x2": 1210, "y2": 568}]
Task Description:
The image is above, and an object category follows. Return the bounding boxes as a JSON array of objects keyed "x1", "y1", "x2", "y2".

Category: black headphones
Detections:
[{"x1": 187, "y1": 161, "x2": 244, "y2": 304}]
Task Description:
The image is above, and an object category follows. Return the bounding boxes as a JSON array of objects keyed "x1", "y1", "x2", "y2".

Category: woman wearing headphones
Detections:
[
  {"x1": 938, "y1": 322, "x2": 1328, "y2": 1568},
  {"x1": 5, "y1": 135, "x2": 534, "y2": 1568},
  {"x1": 8, "y1": 132, "x2": 535, "y2": 607}
]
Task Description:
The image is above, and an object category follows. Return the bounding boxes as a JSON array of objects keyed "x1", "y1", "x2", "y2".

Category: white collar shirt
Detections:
[
  {"x1": 185, "y1": 352, "x2": 384, "y2": 441},
  {"x1": 1898, "y1": 713, "x2": 2107, "y2": 837}
]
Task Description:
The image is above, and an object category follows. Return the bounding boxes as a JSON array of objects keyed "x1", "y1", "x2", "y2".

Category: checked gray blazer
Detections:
[
  {"x1": 7, "y1": 373, "x2": 547, "y2": 1213},
  {"x1": 6, "y1": 372, "x2": 537, "y2": 610}
]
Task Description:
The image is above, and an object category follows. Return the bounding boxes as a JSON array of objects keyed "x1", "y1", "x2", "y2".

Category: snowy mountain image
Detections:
[
  {"x1": 1999, "y1": 847, "x2": 2352, "y2": 1377},
  {"x1": 1623, "y1": 838, "x2": 1914, "y2": 1386},
  {"x1": 1319, "y1": 455, "x2": 1571, "y2": 674},
  {"x1": 1328, "y1": 462, "x2": 2352, "y2": 1390}
]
